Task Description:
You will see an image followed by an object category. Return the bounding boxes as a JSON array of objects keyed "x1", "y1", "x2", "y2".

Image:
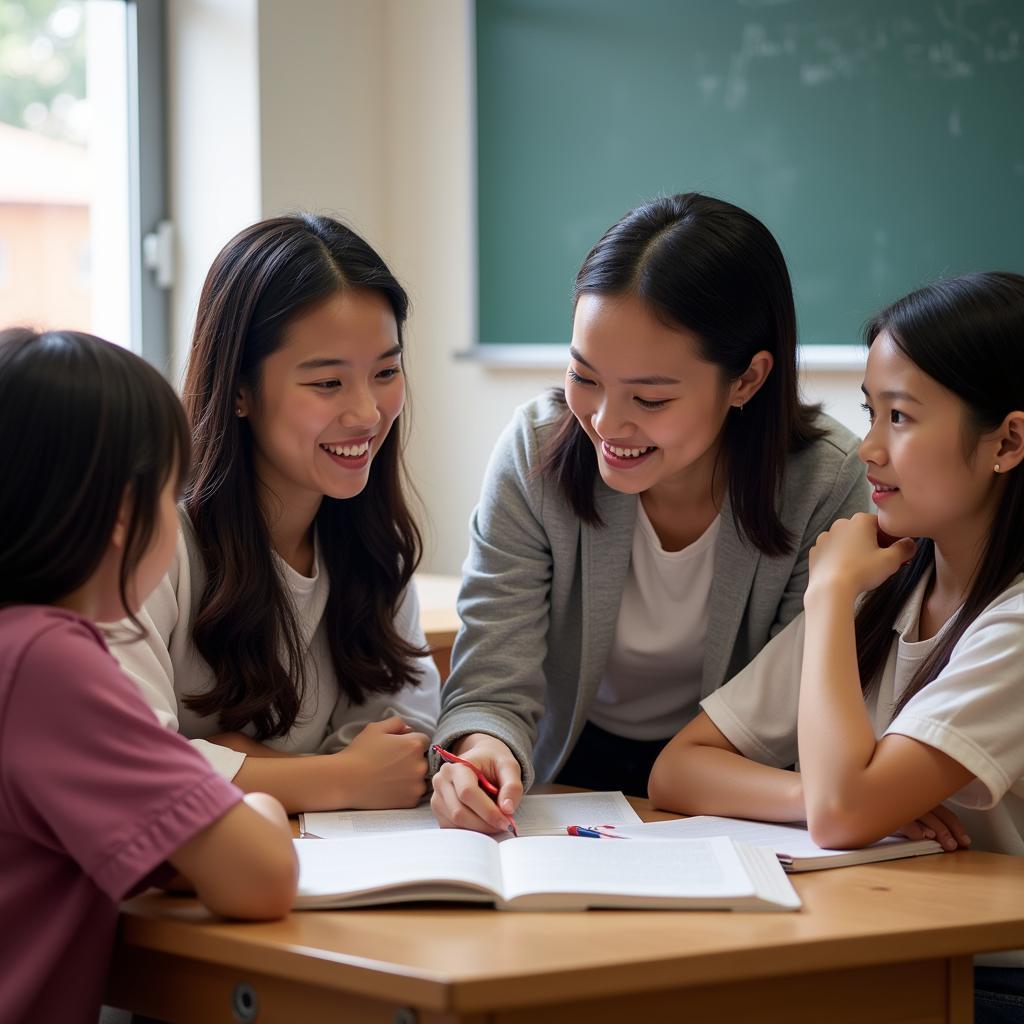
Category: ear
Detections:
[
  {"x1": 729, "y1": 350, "x2": 774, "y2": 409},
  {"x1": 993, "y1": 410, "x2": 1024, "y2": 474},
  {"x1": 110, "y1": 488, "x2": 132, "y2": 550},
  {"x1": 235, "y1": 385, "x2": 250, "y2": 419}
]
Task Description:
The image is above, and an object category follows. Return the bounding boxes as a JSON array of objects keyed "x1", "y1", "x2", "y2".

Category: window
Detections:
[{"x1": 0, "y1": 0, "x2": 168, "y2": 366}]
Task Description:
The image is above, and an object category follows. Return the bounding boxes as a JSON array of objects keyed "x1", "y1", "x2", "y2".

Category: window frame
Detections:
[{"x1": 126, "y1": 0, "x2": 170, "y2": 371}]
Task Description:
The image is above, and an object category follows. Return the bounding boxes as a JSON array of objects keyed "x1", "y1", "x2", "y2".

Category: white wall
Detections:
[
  {"x1": 168, "y1": 0, "x2": 866, "y2": 574},
  {"x1": 166, "y1": 0, "x2": 261, "y2": 384},
  {"x1": 257, "y1": 0, "x2": 390, "y2": 246}
]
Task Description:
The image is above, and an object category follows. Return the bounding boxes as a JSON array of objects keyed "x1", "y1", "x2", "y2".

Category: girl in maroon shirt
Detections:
[{"x1": 0, "y1": 329, "x2": 298, "y2": 1024}]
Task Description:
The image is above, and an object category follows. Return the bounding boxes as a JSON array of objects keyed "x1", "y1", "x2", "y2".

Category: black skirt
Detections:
[{"x1": 554, "y1": 719, "x2": 672, "y2": 798}]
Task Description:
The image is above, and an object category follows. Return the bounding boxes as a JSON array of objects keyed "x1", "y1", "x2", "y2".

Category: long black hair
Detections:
[
  {"x1": 539, "y1": 192, "x2": 823, "y2": 557},
  {"x1": 855, "y1": 272, "x2": 1024, "y2": 714},
  {"x1": 0, "y1": 329, "x2": 190, "y2": 623},
  {"x1": 181, "y1": 213, "x2": 424, "y2": 740}
]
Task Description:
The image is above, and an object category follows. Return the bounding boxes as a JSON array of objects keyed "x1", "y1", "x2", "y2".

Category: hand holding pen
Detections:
[{"x1": 430, "y1": 736, "x2": 523, "y2": 836}]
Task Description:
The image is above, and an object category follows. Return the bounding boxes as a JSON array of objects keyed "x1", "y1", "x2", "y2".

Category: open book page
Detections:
[
  {"x1": 292, "y1": 832, "x2": 801, "y2": 911},
  {"x1": 301, "y1": 803, "x2": 437, "y2": 838},
  {"x1": 300, "y1": 791, "x2": 642, "y2": 841},
  {"x1": 494, "y1": 835, "x2": 798, "y2": 909},
  {"x1": 613, "y1": 816, "x2": 941, "y2": 870},
  {"x1": 512, "y1": 792, "x2": 642, "y2": 835},
  {"x1": 293, "y1": 830, "x2": 503, "y2": 908}
]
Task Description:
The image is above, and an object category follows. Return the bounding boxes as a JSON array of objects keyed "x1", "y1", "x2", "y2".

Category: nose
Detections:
[
  {"x1": 592, "y1": 392, "x2": 636, "y2": 440},
  {"x1": 339, "y1": 384, "x2": 380, "y2": 431},
  {"x1": 858, "y1": 421, "x2": 886, "y2": 467}
]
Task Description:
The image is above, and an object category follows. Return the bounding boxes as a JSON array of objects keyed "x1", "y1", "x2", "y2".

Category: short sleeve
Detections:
[
  {"x1": 885, "y1": 588, "x2": 1024, "y2": 809},
  {"x1": 700, "y1": 613, "x2": 806, "y2": 768},
  {"x1": 0, "y1": 619, "x2": 242, "y2": 901},
  {"x1": 110, "y1": 526, "x2": 247, "y2": 780}
]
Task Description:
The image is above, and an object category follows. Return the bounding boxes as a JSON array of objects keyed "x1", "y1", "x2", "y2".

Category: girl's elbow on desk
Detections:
[
  {"x1": 647, "y1": 744, "x2": 709, "y2": 814},
  {"x1": 805, "y1": 800, "x2": 890, "y2": 851}
]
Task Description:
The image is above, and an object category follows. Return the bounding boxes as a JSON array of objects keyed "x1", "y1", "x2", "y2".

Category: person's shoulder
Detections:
[
  {"x1": 973, "y1": 574, "x2": 1024, "y2": 625},
  {"x1": 799, "y1": 410, "x2": 861, "y2": 459},
  {"x1": 494, "y1": 390, "x2": 570, "y2": 469},
  {"x1": 510, "y1": 390, "x2": 569, "y2": 443},
  {"x1": 0, "y1": 605, "x2": 106, "y2": 663},
  {"x1": 783, "y1": 410, "x2": 863, "y2": 490},
  {"x1": 938, "y1": 575, "x2": 1024, "y2": 669},
  {"x1": 0, "y1": 606, "x2": 111, "y2": 705}
]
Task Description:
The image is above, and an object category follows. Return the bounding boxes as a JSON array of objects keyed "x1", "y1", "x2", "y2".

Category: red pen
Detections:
[{"x1": 432, "y1": 744, "x2": 518, "y2": 836}]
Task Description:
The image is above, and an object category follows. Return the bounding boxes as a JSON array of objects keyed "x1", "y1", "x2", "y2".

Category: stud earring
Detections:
[
  {"x1": 995, "y1": 464, "x2": 1001, "y2": 473},
  {"x1": 235, "y1": 408, "x2": 244, "y2": 417}
]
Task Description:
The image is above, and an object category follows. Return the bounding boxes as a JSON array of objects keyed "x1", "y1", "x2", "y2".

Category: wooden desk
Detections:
[
  {"x1": 416, "y1": 573, "x2": 461, "y2": 682},
  {"x1": 105, "y1": 796, "x2": 1024, "y2": 1024}
]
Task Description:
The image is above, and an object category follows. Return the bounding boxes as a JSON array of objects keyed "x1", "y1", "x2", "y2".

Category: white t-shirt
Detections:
[
  {"x1": 588, "y1": 504, "x2": 720, "y2": 741},
  {"x1": 702, "y1": 571, "x2": 1024, "y2": 967},
  {"x1": 111, "y1": 517, "x2": 440, "y2": 779}
]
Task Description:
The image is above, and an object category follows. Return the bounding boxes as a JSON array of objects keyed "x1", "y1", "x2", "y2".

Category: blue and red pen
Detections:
[{"x1": 566, "y1": 825, "x2": 625, "y2": 839}]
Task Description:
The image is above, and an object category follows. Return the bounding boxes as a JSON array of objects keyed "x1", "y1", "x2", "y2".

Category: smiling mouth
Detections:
[
  {"x1": 320, "y1": 440, "x2": 371, "y2": 458},
  {"x1": 602, "y1": 442, "x2": 657, "y2": 459},
  {"x1": 871, "y1": 483, "x2": 899, "y2": 494}
]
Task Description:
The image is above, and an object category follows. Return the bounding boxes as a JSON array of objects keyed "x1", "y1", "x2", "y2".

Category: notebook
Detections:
[
  {"x1": 299, "y1": 791, "x2": 643, "y2": 841},
  {"x1": 292, "y1": 829, "x2": 802, "y2": 911},
  {"x1": 613, "y1": 816, "x2": 943, "y2": 871}
]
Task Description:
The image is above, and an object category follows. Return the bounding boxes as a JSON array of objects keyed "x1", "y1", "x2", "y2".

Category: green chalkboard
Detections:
[{"x1": 476, "y1": 0, "x2": 1024, "y2": 348}]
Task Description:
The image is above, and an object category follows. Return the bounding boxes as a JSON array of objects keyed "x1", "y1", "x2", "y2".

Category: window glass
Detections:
[{"x1": 0, "y1": 0, "x2": 131, "y2": 347}]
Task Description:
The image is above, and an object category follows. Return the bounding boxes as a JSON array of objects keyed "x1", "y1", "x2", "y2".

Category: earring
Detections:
[
  {"x1": 995, "y1": 464, "x2": 1001, "y2": 473},
  {"x1": 235, "y1": 407, "x2": 244, "y2": 417}
]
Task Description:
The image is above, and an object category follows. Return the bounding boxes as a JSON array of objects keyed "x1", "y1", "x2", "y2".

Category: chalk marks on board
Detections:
[{"x1": 703, "y1": 1, "x2": 1021, "y2": 111}]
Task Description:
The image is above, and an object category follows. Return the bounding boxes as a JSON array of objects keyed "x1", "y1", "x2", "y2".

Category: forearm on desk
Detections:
[
  {"x1": 649, "y1": 744, "x2": 805, "y2": 822},
  {"x1": 231, "y1": 752, "x2": 345, "y2": 813},
  {"x1": 208, "y1": 732, "x2": 295, "y2": 758}
]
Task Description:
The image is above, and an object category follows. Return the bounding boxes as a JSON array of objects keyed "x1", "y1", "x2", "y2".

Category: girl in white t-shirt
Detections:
[
  {"x1": 115, "y1": 215, "x2": 439, "y2": 812},
  {"x1": 650, "y1": 271, "x2": 1024, "y2": 1021}
]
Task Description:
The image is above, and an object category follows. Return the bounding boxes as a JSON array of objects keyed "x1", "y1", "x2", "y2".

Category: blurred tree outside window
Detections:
[{"x1": 0, "y1": 0, "x2": 131, "y2": 346}]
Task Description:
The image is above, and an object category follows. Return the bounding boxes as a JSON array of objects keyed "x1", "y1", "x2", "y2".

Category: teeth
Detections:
[
  {"x1": 608, "y1": 445, "x2": 653, "y2": 458},
  {"x1": 322, "y1": 441, "x2": 370, "y2": 458}
]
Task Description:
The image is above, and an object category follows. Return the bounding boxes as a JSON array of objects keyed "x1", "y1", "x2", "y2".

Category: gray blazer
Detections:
[{"x1": 433, "y1": 393, "x2": 870, "y2": 790}]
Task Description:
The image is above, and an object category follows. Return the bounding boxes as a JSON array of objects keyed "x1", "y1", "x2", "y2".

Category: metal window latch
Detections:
[{"x1": 142, "y1": 219, "x2": 174, "y2": 289}]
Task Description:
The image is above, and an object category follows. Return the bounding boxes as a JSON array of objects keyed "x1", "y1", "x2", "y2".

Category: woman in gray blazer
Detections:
[{"x1": 431, "y1": 193, "x2": 870, "y2": 832}]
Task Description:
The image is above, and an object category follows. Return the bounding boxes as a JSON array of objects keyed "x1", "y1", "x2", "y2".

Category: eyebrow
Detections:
[
  {"x1": 297, "y1": 345, "x2": 402, "y2": 370},
  {"x1": 860, "y1": 385, "x2": 923, "y2": 404},
  {"x1": 569, "y1": 346, "x2": 681, "y2": 386}
]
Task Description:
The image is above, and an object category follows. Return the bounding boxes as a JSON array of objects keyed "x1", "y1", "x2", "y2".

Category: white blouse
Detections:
[{"x1": 111, "y1": 514, "x2": 440, "y2": 779}]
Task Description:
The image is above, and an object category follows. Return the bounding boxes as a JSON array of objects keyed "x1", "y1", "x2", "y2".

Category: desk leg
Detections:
[{"x1": 948, "y1": 955, "x2": 974, "y2": 1024}]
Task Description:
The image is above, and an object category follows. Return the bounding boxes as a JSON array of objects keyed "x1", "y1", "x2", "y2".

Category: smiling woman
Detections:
[
  {"x1": 110, "y1": 214, "x2": 439, "y2": 813},
  {"x1": 430, "y1": 193, "x2": 871, "y2": 832}
]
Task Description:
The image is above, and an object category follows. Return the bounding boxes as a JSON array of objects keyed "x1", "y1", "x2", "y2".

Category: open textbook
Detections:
[
  {"x1": 293, "y1": 829, "x2": 801, "y2": 911},
  {"x1": 299, "y1": 791, "x2": 643, "y2": 841},
  {"x1": 613, "y1": 816, "x2": 943, "y2": 872}
]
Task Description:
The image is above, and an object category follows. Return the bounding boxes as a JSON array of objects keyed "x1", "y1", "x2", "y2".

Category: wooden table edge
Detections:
[{"x1": 115, "y1": 908, "x2": 1024, "y2": 1014}]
